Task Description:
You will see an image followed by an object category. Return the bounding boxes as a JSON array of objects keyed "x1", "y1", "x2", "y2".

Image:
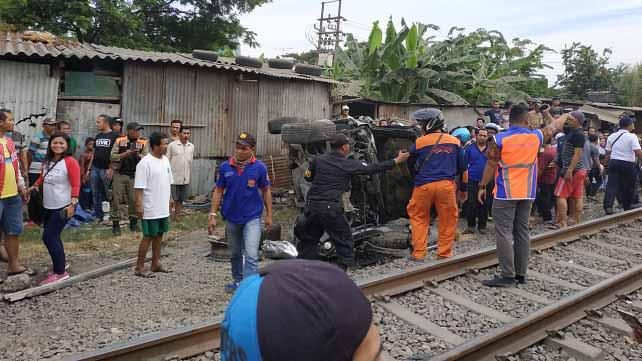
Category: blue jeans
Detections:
[
  {"x1": 91, "y1": 167, "x2": 110, "y2": 219},
  {"x1": 226, "y1": 218, "x2": 261, "y2": 282},
  {"x1": 42, "y1": 207, "x2": 69, "y2": 275}
]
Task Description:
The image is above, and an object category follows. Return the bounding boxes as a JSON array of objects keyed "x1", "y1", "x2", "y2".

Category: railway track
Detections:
[{"x1": 62, "y1": 208, "x2": 642, "y2": 361}]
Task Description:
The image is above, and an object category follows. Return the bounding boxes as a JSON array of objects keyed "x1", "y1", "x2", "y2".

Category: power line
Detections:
[{"x1": 315, "y1": 0, "x2": 345, "y2": 67}]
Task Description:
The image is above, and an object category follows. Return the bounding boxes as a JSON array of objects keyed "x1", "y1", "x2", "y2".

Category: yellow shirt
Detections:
[{"x1": 0, "y1": 137, "x2": 18, "y2": 199}]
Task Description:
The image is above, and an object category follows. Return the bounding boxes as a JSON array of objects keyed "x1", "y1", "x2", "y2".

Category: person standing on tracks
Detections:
[
  {"x1": 133, "y1": 132, "x2": 173, "y2": 277},
  {"x1": 463, "y1": 127, "x2": 491, "y2": 235},
  {"x1": 294, "y1": 133, "x2": 409, "y2": 270},
  {"x1": 167, "y1": 126, "x2": 194, "y2": 222},
  {"x1": 0, "y1": 109, "x2": 31, "y2": 277},
  {"x1": 604, "y1": 116, "x2": 642, "y2": 214},
  {"x1": 30, "y1": 132, "x2": 80, "y2": 285},
  {"x1": 406, "y1": 109, "x2": 467, "y2": 262},
  {"x1": 207, "y1": 132, "x2": 273, "y2": 293},
  {"x1": 553, "y1": 111, "x2": 587, "y2": 228},
  {"x1": 478, "y1": 103, "x2": 568, "y2": 287},
  {"x1": 110, "y1": 122, "x2": 148, "y2": 235},
  {"x1": 220, "y1": 259, "x2": 384, "y2": 361}
]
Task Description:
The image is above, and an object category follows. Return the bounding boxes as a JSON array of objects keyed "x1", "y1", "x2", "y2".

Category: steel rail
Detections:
[{"x1": 62, "y1": 208, "x2": 642, "y2": 361}]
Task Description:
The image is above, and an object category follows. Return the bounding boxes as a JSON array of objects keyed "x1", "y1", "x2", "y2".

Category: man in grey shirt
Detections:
[{"x1": 585, "y1": 134, "x2": 602, "y2": 200}]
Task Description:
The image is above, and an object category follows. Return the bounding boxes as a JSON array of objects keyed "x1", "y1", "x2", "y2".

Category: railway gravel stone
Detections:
[
  {"x1": 476, "y1": 267, "x2": 575, "y2": 300},
  {"x1": 529, "y1": 255, "x2": 604, "y2": 287},
  {"x1": 545, "y1": 247, "x2": 628, "y2": 274}
]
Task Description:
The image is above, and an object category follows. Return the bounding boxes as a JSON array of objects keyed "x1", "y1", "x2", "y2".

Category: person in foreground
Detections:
[
  {"x1": 220, "y1": 259, "x2": 383, "y2": 361},
  {"x1": 478, "y1": 103, "x2": 568, "y2": 287}
]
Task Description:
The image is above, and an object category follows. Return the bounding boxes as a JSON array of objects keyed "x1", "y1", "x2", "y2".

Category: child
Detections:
[{"x1": 79, "y1": 137, "x2": 94, "y2": 211}]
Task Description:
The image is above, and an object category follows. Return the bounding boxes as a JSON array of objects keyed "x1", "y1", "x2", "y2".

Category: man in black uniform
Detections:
[{"x1": 294, "y1": 133, "x2": 409, "y2": 269}]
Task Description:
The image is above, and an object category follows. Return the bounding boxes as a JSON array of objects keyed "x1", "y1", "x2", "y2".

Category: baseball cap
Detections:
[
  {"x1": 235, "y1": 132, "x2": 256, "y2": 147},
  {"x1": 620, "y1": 115, "x2": 635, "y2": 128},
  {"x1": 109, "y1": 117, "x2": 123, "y2": 126},
  {"x1": 42, "y1": 118, "x2": 58, "y2": 125},
  {"x1": 341, "y1": 105, "x2": 350, "y2": 111},
  {"x1": 331, "y1": 133, "x2": 349, "y2": 148},
  {"x1": 221, "y1": 260, "x2": 373, "y2": 361},
  {"x1": 126, "y1": 122, "x2": 144, "y2": 131},
  {"x1": 485, "y1": 123, "x2": 501, "y2": 132},
  {"x1": 570, "y1": 111, "x2": 586, "y2": 126}
]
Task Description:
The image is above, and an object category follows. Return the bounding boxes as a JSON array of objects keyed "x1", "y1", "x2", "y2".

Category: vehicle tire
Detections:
[
  {"x1": 294, "y1": 63, "x2": 323, "y2": 76},
  {"x1": 268, "y1": 116, "x2": 307, "y2": 135},
  {"x1": 268, "y1": 58, "x2": 294, "y2": 70},
  {"x1": 191, "y1": 50, "x2": 219, "y2": 62},
  {"x1": 281, "y1": 119, "x2": 336, "y2": 144},
  {"x1": 235, "y1": 55, "x2": 263, "y2": 68}
]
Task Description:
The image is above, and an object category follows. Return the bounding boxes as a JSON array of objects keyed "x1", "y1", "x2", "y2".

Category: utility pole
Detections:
[{"x1": 315, "y1": 0, "x2": 345, "y2": 67}]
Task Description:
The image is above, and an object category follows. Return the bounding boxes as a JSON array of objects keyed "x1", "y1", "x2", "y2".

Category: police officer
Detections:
[
  {"x1": 110, "y1": 122, "x2": 148, "y2": 235},
  {"x1": 294, "y1": 133, "x2": 409, "y2": 270}
]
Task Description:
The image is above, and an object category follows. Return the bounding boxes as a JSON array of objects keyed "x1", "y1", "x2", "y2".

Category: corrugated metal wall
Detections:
[
  {"x1": 122, "y1": 62, "x2": 331, "y2": 158},
  {"x1": 0, "y1": 59, "x2": 59, "y2": 141},
  {"x1": 377, "y1": 103, "x2": 479, "y2": 129}
]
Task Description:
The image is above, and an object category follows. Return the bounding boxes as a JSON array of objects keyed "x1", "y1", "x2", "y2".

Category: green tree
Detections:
[
  {"x1": 615, "y1": 63, "x2": 642, "y2": 106},
  {"x1": 281, "y1": 50, "x2": 317, "y2": 65},
  {"x1": 333, "y1": 18, "x2": 553, "y2": 105},
  {"x1": 557, "y1": 43, "x2": 615, "y2": 100},
  {"x1": 0, "y1": 0, "x2": 270, "y2": 52}
]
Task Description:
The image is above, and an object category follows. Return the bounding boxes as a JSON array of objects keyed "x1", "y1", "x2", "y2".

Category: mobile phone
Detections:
[{"x1": 617, "y1": 309, "x2": 642, "y2": 330}]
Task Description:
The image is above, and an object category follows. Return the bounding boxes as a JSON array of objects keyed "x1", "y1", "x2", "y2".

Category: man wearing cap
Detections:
[
  {"x1": 553, "y1": 111, "x2": 587, "y2": 228},
  {"x1": 294, "y1": 133, "x2": 408, "y2": 270},
  {"x1": 92, "y1": 115, "x2": 120, "y2": 222},
  {"x1": 221, "y1": 259, "x2": 384, "y2": 361},
  {"x1": 208, "y1": 132, "x2": 272, "y2": 293},
  {"x1": 110, "y1": 122, "x2": 148, "y2": 235},
  {"x1": 478, "y1": 104, "x2": 568, "y2": 287},
  {"x1": 27, "y1": 117, "x2": 58, "y2": 224},
  {"x1": 604, "y1": 116, "x2": 642, "y2": 214},
  {"x1": 167, "y1": 126, "x2": 194, "y2": 222},
  {"x1": 340, "y1": 105, "x2": 353, "y2": 120},
  {"x1": 110, "y1": 117, "x2": 124, "y2": 136}
]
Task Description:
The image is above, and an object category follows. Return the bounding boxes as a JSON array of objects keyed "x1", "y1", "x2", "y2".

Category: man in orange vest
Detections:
[
  {"x1": 407, "y1": 109, "x2": 467, "y2": 261},
  {"x1": 478, "y1": 103, "x2": 569, "y2": 287}
]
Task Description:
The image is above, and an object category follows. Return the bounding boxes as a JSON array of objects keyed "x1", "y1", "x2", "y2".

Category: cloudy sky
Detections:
[{"x1": 241, "y1": 0, "x2": 642, "y2": 85}]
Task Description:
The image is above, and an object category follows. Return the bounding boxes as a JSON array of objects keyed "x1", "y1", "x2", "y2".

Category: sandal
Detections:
[
  {"x1": 151, "y1": 266, "x2": 172, "y2": 273},
  {"x1": 134, "y1": 271, "x2": 156, "y2": 278},
  {"x1": 547, "y1": 223, "x2": 563, "y2": 230},
  {"x1": 8, "y1": 267, "x2": 36, "y2": 277}
]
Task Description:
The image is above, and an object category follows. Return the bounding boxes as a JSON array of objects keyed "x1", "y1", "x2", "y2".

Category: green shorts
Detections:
[{"x1": 141, "y1": 217, "x2": 170, "y2": 237}]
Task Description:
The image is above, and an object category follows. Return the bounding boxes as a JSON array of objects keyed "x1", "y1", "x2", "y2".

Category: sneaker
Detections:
[
  {"x1": 406, "y1": 255, "x2": 426, "y2": 264},
  {"x1": 462, "y1": 227, "x2": 476, "y2": 235},
  {"x1": 481, "y1": 275, "x2": 515, "y2": 288},
  {"x1": 39, "y1": 272, "x2": 70, "y2": 286},
  {"x1": 224, "y1": 281, "x2": 240, "y2": 293},
  {"x1": 515, "y1": 275, "x2": 527, "y2": 284},
  {"x1": 605, "y1": 208, "x2": 614, "y2": 215}
]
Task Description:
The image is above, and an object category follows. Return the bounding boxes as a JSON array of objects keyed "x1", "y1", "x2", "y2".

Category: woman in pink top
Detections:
[{"x1": 32, "y1": 132, "x2": 80, "y2": 285}]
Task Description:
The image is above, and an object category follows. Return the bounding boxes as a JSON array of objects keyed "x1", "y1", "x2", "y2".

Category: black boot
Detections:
[
  {"x1": 112, "y1": 221, "x2": 121, "y2": 236},
  {"x1": 129, "y1": 218, "x2": 139, "y2": 232}
]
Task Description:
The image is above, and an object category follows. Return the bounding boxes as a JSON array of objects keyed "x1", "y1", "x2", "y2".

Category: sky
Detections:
[{"x1": 240, "y1": 0, "x2": 642, "y2": 85}]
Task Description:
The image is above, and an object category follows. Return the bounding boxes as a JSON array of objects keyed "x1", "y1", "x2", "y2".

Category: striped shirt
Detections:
[{"x1": 28, "y1": 131, "x2": 49, "y2": 174}]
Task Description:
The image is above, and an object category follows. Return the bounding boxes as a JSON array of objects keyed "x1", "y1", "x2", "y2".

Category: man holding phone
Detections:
[{"x1": 110, "y1": 122, "x2": 148, "y2": 235}]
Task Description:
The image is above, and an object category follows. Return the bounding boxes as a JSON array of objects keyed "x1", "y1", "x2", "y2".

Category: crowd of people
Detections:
[{"x1": 0, "y1": 109, "x2": 195, "y2": 283}]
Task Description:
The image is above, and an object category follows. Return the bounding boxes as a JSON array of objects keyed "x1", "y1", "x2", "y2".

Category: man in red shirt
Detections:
[{"x1": 535, "y1": 136, "x2": 557, "y2": 223}]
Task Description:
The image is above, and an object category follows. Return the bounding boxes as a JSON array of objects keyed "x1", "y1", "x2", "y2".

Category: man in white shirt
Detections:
[
  {"x1": 604, "y1": 116, "x2": 642, "y2": 214},
  {"x1": 167, "y1": 127, "x2": 194, "y2": 222},
  {"x1": 134, "y1": 132, "x2": 174, "y2": 277}
]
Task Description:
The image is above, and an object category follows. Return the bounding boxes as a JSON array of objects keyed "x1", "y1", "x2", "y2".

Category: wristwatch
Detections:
[{"x1": 209, "y1": 212, "x2": 217, "y2": 218}]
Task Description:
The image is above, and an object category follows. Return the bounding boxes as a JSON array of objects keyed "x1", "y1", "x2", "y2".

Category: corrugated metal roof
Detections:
[{"x1": 0, "y1": 32, "x2": 339, "y2": 84}]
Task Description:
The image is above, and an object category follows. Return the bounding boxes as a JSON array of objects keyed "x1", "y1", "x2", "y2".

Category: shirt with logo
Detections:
[
  {"x1": 216, "y1": 157, "x2": 270, "y2": 224},
  {"x1": 484, "y1": 109, "x2": 503, "y2": 125},
  {"x1": 93, "y1": 131, "x2": 119, "y2": 169},
  {"x1": 0, "y1": 137, "x2": 18, "y2": 198},
  {"x1": 408, "y1": 133, "x2": 466, "y2": 186},
  {"x1": 493, "y1": 126, "x2": 543, "y2": 200}
]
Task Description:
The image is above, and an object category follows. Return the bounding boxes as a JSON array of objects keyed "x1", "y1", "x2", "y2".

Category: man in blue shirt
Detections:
[
  {"x1": 476, "y1": 99, "x2": 503, "y2": 125},
  {"x1": 463, "y1": 128, "x2": 491, "y2": 234},
  {"x1": 208, "y1": 132, "x2": 272, "y2": 293}
]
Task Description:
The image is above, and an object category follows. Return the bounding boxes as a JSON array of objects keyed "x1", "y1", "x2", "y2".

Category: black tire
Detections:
[
  {"x1": 294, "y1": 63, "x2": 323, "y2": 76},
  {"x1": 268, "y1": 116, "x2": 307, "y2": 134},
  {"x1": 191, "y1": 49, "x2": 219, "y2": 62},
  {"x1": 268, "y1": 58, "x2": 295, "y2": 69},
  {"x1": 235, "y1": 55, "x2": 263, "y2": 68},
  {"x1": 281, "y1": 119, "x2": 336, "y2": 144}
]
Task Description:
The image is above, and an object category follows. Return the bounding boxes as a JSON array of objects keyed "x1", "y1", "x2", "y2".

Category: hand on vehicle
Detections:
[
  {"x1": 395, "y1": 150, "x2": 410, "y2": 164},
  {"x1": 477, "y1": 188, "x2": 486, "y2": 204}
]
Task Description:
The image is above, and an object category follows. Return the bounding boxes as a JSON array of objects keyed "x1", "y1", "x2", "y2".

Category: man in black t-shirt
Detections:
[
  {"x1": 91, "y1": 115, "x2": 119, "y2": 222},
  {"x1": 553, "y1": 111, "x2": 586, "y2": 227}
]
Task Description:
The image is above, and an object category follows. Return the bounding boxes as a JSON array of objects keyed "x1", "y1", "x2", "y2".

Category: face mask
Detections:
[{"x1": 563, "y1": 125, "x2": 572, "y2": 134}]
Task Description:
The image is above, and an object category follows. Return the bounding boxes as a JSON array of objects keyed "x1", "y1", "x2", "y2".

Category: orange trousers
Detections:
[{"x1": 407, "y1": 180, "x2": 458, "y2": 259}]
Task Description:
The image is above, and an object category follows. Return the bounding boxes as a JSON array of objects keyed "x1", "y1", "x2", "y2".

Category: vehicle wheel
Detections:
[
  {"x1": 268, "y1": 58, "x2": 294, "y2": 70},
  {"x1": 235, "y1": 55, "x2": 263, "y2": 68},
  {"x1": 281, "y1": 119, "x2": 336, "y2": 144},
  {"x1": 268, "y1": 116, "x2": 307, "y2": 135},
  {"x1": 191, "y1": 50, "x2": 219, "y2": 62},
  {"x1": 294, "y1": 63, "x2": 323, "y2": 76}
]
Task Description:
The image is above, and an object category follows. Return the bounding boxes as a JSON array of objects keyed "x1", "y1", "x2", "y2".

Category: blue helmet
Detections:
[{"x1": 452, "y1": 127, "x2": 471, "y2": 143}]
